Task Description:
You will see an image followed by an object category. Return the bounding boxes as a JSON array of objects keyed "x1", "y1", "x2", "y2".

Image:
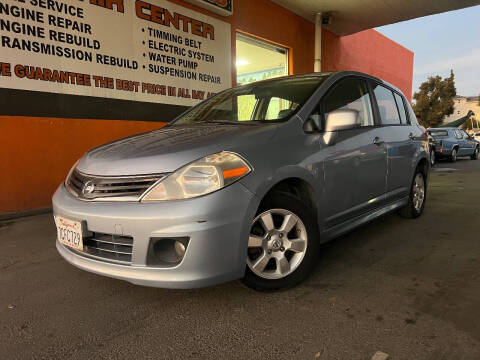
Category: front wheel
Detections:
[
  {"x1": 242, "y1": 192, "x2": 320, "y2": 291},
  {"x1": 399, "y1": 168, "x2": 426, "y2": 219},
  {"x1": 471, "y1": 147, "x2": 479, "y2": 160}
]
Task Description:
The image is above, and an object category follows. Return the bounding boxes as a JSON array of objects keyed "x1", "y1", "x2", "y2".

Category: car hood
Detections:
[{"x1": 77, "y1": 123, "x2": 278, "y2": 176}]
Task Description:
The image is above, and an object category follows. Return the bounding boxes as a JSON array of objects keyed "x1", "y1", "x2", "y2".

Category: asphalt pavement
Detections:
[{"x1": 1, "y1": 157, "x2": 480, "y2": 360}]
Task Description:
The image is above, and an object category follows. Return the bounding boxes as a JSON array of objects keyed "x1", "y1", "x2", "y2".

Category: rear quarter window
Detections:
[
  {"x1": 429, "y1": 130, "x2": 448, "y2": 137},
  {"x1": 405, "y1": 102, "x2": 418, "y2": 125},
  {"x1": 393, "y1": 93, "x2": 408, "y2": 124}
]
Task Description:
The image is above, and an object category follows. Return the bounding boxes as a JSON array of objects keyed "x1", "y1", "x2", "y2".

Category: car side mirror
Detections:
[
  {"x1": 303, "y1": 114, "x2": 322, "y2": 133},
  {"x1": 323, "y1": 109, "x2": 361, "y2": 146},
  {"x1": 325, "y1": 109, "x2": 361, "y2": 132}
]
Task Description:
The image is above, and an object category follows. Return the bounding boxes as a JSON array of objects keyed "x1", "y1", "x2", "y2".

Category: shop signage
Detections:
[
  {"x1": 185, "y1": 0, "x2": 233, "y2": 17},
  {"x1": 0, "y1": 0, "x2": 231, "y2": 107}
]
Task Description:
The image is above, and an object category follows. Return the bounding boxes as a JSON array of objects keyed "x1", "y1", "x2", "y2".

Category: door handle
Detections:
[
  {"x1": 373, "y1": 137, "x2": 384, "y2": 146},
  {"x1": 409, "y1": 133, "x2": 415, "y2": 140}
]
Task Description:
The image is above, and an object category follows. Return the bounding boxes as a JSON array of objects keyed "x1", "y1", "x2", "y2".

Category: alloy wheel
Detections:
[
  {"x1": 452, "y1": 149, "x2": 457, "y2": 161},
  {"x1": 430, "y1": 150, "x2": 435, "y2": 166},
  {"x1": 247, "y1": 209, "x2": 307, "y2": 280},
  {"x1": 412, "y1": 173, "x2": 425, "y2": 212}
]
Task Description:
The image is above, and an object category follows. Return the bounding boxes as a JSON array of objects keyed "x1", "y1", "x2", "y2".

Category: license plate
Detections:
[{"x1": 55, "y1": 216, "x2": 83, "y2": 251}]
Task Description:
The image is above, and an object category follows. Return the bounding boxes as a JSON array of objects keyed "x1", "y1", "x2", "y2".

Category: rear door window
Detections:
[{"x1": 372, "y1": 84, "x2": 402, "y2": 125}]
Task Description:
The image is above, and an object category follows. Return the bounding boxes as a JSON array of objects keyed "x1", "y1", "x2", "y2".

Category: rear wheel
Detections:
[
  {"x1": 471, "y1": 146, "x2": 479, "y2": 160},
  {"x1": 399, "y1": 168, "x2": 426, "y2": 219},
  {"x1": 242, "y1": 192, "x2": 319, "y2": 291},
  {"x1": 450, "y1": 148, "x2": 458, "y2": 162},
  {"x1": 430, "y1": 149, "x2": 435, "y2": 167}
]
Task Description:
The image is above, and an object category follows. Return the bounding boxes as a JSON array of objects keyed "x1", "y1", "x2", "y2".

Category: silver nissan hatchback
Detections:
[{"x1": 53, "y1": 71, "x2": 429, "y2": 291}]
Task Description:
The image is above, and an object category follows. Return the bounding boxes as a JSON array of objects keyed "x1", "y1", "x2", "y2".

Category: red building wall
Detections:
[
  {"x1": 322, "y1": 29, "x2": 414, "y2": 101},
  {"x1": 0, "y1": 0, "x2": 413, "y2": 214}
]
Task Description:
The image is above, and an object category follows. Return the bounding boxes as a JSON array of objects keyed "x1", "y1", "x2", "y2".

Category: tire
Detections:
[
  {"x1": 471, "y1": 146, "x2": 479, "y2": 160},
  {"x1": 242, "y1": 192, "x2": 320, "y2": 291},
  {"x1": 399, "y1": 167, "x2": 427, "y2": 219},
  {"x1": 450, "y1": 147, "x2": 458, "y2": 162},
  {"x1": 430, "y1": 149, "x2": 435, "y2": 167}
]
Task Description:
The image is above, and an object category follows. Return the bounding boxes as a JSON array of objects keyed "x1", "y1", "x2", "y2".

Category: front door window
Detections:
[{"x1": 322, "y1": 77, "x2": 374, "y2": 127}]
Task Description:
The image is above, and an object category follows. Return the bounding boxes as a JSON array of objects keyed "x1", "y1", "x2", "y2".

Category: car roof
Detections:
[{"x1": 237, "y1": 71, "x2": 405, "y2": 97}]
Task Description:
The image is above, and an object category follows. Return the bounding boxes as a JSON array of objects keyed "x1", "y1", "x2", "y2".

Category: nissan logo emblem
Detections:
[{"x1": 82, "y1": 181, "x2": 95, "y2": 195}]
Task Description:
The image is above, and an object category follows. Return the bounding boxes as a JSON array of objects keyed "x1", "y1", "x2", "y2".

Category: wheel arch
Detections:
[
  {"x1": 410, "y1": 137, "x2": 431, "y2": 181},
  {"x1": 415, "y1": 156, "x2": 430, "y2": 185},
  {"x1": 250, "y1": 165, "x2": 319, "y2": 206},
  {"x1": 259, "y1": 177, "x2": 318, "y2": 212}
]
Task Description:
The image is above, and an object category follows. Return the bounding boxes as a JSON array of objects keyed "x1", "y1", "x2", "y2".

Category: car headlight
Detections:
[{"x1": 141, "y1": 152, "x2": 251, "y2": 202}]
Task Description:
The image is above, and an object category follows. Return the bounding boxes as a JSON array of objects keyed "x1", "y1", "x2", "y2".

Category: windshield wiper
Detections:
[{"x1": 204, "y1": 120, "x2": 261, "y2": 126}]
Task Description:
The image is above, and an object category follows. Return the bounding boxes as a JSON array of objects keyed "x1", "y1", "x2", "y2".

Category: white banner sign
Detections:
[{"x1": 0, "y1": 0, "x2": 232, "y2": 106}]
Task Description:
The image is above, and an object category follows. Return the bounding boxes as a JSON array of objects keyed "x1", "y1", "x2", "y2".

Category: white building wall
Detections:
[{"x1": 442, "y1": 96, "x2": 480, "y2": 125}]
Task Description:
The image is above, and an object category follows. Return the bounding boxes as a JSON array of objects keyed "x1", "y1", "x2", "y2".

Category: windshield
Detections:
[
  {"x1": 173, "y1": 76, "x2": 328, "y2": 125},
  {"x1": 429, "y1": 130, "x2": 448, "y2": 137}
]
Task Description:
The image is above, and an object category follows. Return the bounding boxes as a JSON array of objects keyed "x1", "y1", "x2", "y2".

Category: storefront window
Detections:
[{"x1": 235, "y1": 34, "x2": 289, "y2": 85}]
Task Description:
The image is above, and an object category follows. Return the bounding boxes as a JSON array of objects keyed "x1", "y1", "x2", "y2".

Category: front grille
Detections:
[
  {"x1": 82, "y1": 232, "x2": 134, "y2": 264},
  {"x1": 67, "y1": 169, "x2": 164, "y2": 201}
]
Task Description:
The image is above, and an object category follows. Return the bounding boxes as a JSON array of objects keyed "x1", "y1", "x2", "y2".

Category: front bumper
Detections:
[{"x1": 53, "y1": 183, "x2": 258, "y2": 289}]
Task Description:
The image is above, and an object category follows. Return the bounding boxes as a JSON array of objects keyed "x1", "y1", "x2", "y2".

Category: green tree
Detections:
[{"x1": 412, "y1": 70, "x2": 456, "y2": 127}]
